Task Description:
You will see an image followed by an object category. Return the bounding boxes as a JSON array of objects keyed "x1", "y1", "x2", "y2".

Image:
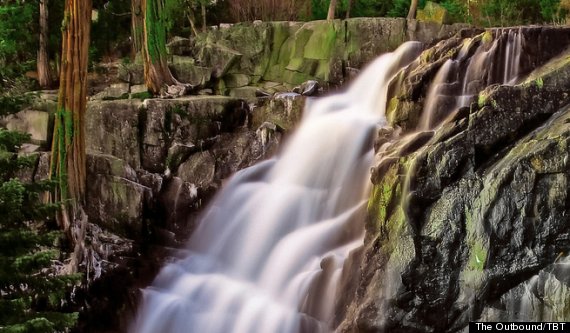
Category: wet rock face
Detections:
[
  {"x1": 386, "y1": 26, "x2": 570, "y2": 131},
  {"x1": 338, "y1": 27, "x2": 570, "y2": 332}
]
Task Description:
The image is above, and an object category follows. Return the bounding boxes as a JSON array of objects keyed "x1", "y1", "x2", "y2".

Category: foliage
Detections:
[
  {"x1": 0, "y1": 3, "x2": 37, "y2": 84},
  {"x1": 388, "y1": 0, "x2": 421, "y2": 18},
  {"x1": 438, "y1": 0, "x2": 468, "y2": 23},
  {"x1": 349, "y1": 0, "x2": 395, "y2": 17},
  {"x1": 0, "y1": 95, "x2": 80, "y2": 333},
  {"x1": 540, "y1": 0, "x2": 568, "y2": 22},
  {"x1": 478, "y1": 0, "x2": 542, "y2": 26},
  {"x1": 91, "y1": 0, "x2": 132, "y2": 62}
]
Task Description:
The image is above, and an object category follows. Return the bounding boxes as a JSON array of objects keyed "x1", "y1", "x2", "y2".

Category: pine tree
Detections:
[{"x1": 0, "y1": 95, "x2": 80, "y2": 333}]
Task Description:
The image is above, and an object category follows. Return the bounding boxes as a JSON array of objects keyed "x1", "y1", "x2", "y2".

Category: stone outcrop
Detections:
[
  {"x1": 119, "y1": 18, "x2": 469, "y2": 96},
  {"x1": 2, "y1": 86, "x2": 301, "y2": 331},
  {"x1": 337, "y1": 26, "x2": 570, "y2": 332}
]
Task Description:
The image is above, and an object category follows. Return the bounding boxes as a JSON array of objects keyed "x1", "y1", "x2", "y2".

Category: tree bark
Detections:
[
  {"x1": 50, "y1": 0, "x2": 92, "y2": 227},
  {"x1": 38, "y1": 0, "x2": 52, "y2": 88},
  {"x1": 327, "y1": 0, "x2": 338, "y2": 20},
  {"x1": 407, "y1": 0, "x2": 419, "y2": 19},
  {"x1": 131, "y1": 0, "x2": 144, "y2": 55},
  {"x1": 141, "y1": 0, "x2": 179, "y2": 94}
]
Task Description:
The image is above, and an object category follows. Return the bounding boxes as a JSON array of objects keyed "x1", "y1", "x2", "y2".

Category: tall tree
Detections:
[
  {"x1": 327, "y1": 0, "x2": 338, "y2": 19},
  {"x1": 141, "y1": 0, "x2": 186, "y2": 95},
  {"x1": 131, "y1": 0, "x2": 144, "y2": 55},
  {"x1": 38, "y1": 0, "x2": 53, "y2": 88},
  {"x1": 50, "y1": 0, "x2": 92, "y2": 234},
  {"x1": 407, "y1": 0, "x2": 419, "y2": 19}
]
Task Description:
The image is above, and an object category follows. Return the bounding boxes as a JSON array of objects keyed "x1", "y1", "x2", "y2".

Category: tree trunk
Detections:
[
  {"x1": 141, "y1": 0, "x2": 178, "y2": 94},
  {"x1": 201, "y1": 2, "x2": 207, "y2": 32},
  {"x1": 327, "y1": 0, "x2": 338, "y2": 20},
  {"x1": 38, "y1": 0, "x2": 52, "y2": 88},
  {"x1": 346, "y1": 0, "x2": 353, "y2": 19},
  {"x1": 50, "y1": 0, "x2": 92, "y2": 228},
  {"x1": 131, "y1": 0, "x2": 144, "y2": 55},
  {"x1": 407, "y1": 0, "x2": 419, "y2": 19}
]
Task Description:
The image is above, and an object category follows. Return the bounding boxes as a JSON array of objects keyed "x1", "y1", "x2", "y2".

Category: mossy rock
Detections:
[
  {"x1": 417, "y1": 1, "x2": 450, "y2": 25},
  {"x1": 303, "y1": 21, "x2": 338, "y2": 60},
  {"x1": 169, "y1": 56, "x2": 212, "y2": 86},
  {"x1": 224, "y1": 73, "x2": 251, "y2": 88}
]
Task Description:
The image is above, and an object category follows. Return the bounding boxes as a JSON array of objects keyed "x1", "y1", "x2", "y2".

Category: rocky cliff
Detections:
[{"x1": 337, "y1": 26, "x2": 570, "y2": 332}]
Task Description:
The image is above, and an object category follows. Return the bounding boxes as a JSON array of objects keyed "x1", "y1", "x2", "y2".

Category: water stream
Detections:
[
  {"x1": 132, "y1": 29, "x2": 525, "y2": 333},
  {"x1": 131, "y1": 42, "x2": 422, "y2": 333}
]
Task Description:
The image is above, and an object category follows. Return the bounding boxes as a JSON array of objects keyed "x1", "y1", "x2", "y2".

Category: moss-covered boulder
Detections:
[
  {"x1": 86, "y1": 100, "x2": 143, "y2": 170},
  {"x1": 169, "y1": 56, "x2": 212, "y2": 86}
]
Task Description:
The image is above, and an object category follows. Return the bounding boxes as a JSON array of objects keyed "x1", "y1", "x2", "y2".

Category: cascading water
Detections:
[
  {"x1": 131, "y1": 28, "x2": 529, "y2": 332},
  {"x1": 419, "y1": 28, "x2": 523, "y2": 130},
  {"x1": 131, "y1": 42, "x2": 423, "y2": 333}
]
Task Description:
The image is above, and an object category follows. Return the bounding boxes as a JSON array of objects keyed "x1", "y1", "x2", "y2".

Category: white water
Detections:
[
  {"x1": 421, "y1": 28, "x2": 524, "y2": 130},
  {"x1": 131, "y1": 42, "x2": 422, "y2": 333}
]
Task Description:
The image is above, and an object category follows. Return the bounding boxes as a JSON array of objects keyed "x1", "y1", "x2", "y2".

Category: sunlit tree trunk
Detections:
[
  {"x1": 141, "y1": 0, "x2": 179, "y2": 94},
  {"x1": 50, "y1": 0, "x2": 92, "y2": 231},
  {"x1": 327, "y1": 0, "x2": 337, "y2": 20},
  {"x1": 407, "y1": 0, "x2": 419, "y2": 19},
  {"x1": 131, "y1": 0, "x2": 144, "y2": 55},
  {"x1": 38, "y1": 0, "x2": 52, "y2": 88}
]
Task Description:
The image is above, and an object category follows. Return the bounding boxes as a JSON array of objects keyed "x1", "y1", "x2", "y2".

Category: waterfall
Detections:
[
  {"x1": 131, "y1": 28, "x2": 527, "y2": 332},
  {"x1": 131, "y1": 42, "x2": 423, "y2": 333},
  {"x1": 420, "y1": 28, "x2": 524, "y2": 130}
]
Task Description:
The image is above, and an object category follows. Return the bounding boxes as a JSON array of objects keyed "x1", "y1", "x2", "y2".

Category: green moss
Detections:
[
  {"x1": 214, "y1": 79, "x2": 227, "y2": 95},
  {"x1": 282, "y1": 69, "x2": 312, "y2": 85},
  {"x1": 420, "y1": 49, "x2": 434, "y2": 64},
  {"x1": 303, "y1": 22, "x2": 337, "y2": 60},
  {"x1": 468, "y1": 241, "x2": 488, "y2": 271},
  {"x1": 131, "y1": 91, "x2": 152, "y2": 100},
  {"x1": 535, "y1": 77, "x2": 544, "y2": 89},
  {"x1": 110, "y1": 181, "x2": 128, "y2": 204},
  {"x1": 482, "y1": 31, "x2": 493, "y2": 44},
  {"x1": 315, "y1": 60, "x2": 331, "y2": 81},
  {"x1": 268, "y1": 23, "x2": 293, "y2": 67},
  {"x1": 285, "y1": 58, "x2": 306, "y2": 72},
  {"x1": 145, "y1": 0, "x2": 168, "y2": 63}
]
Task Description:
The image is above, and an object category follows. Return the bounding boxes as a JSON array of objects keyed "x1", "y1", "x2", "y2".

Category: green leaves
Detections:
[
  {"x1": 0, "y1": 3, "x2": 37, "y2": 83},
  {"x1": 0, "y1": 91, "x2": 78, "y2": 333}
]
